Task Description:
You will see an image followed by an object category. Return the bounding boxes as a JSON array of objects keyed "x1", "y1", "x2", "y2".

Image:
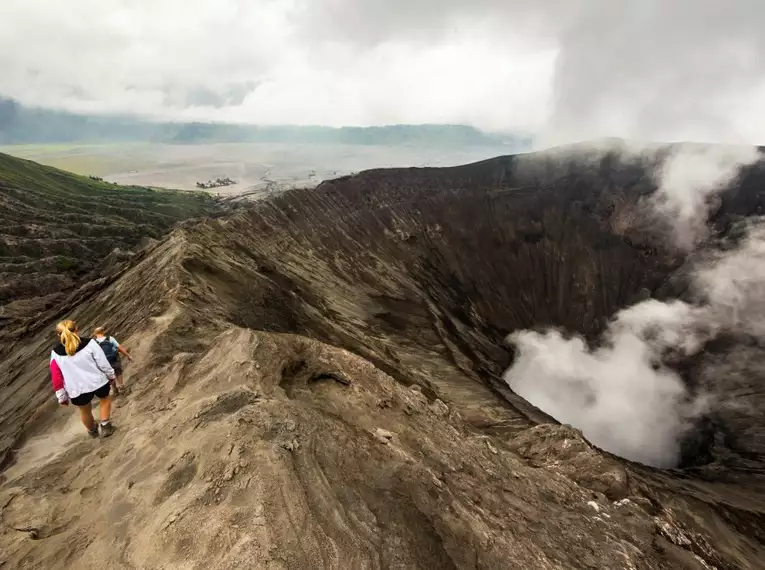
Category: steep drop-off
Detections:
[{"x1": 1, "y1": 146, "x2": 765, "y2": 569}]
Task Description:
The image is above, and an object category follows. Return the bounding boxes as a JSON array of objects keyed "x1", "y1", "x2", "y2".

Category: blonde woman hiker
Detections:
[
  {"x1": 50, "y1": 320, "x2": 116, "y2": 438},
  {"x1": 93, "y1": 326, "x2": 133, "y2": 395}
]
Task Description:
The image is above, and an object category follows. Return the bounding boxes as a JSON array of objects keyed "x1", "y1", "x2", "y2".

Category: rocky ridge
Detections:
[{"x1": 1, "y1": 145, "x2": 764, "y2": 568}]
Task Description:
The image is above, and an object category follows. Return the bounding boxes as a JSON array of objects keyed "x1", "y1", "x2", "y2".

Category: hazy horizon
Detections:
[
  {"x1": 0, "y1": 96, "x2": 521, "y2": 134},
  {"x1": 0, "y1": 140, "x2": 519, "y2": 196}
]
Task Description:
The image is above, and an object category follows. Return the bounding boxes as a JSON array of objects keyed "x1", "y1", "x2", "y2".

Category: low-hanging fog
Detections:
[{"x1": 504, "y1": 145, "x2": 765, "y2": 467}]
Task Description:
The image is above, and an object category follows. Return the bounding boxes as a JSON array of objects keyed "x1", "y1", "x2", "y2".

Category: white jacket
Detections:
[{"x1": 50, "y1": 337, "x2": 116, "y2": 402}]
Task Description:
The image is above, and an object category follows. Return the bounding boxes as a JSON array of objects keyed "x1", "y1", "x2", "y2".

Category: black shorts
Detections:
[
  {"x1": 70, "y1": 383, "x2": 111, "y2": 407},
  {"x1": 111, "y1": 357, "x2": 122, "y2": 375}
]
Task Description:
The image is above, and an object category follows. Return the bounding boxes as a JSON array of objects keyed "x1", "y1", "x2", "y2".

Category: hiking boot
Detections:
[
  {"x1": 100, "y1": 422, "x2": 115, "y2": 438},
  {"x1": 88, "y1": 426, "x2": 99, "y2": 439}
]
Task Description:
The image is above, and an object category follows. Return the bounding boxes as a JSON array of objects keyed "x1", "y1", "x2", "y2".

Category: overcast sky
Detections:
[{"x1": 1, "y1": 0, "x2": 763, "y2": 144}]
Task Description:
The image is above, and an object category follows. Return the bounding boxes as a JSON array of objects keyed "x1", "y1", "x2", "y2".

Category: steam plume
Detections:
[
  {"x1": 650, "y1": 144, "x2": 760, "y2": 250},
  {"x1": 504, "y1": 145, "x2": 763, "y2": 467}
]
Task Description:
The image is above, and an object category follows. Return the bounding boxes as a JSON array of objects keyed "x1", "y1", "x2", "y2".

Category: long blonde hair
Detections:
[{"x1": 56, "y1": 319, "x2": 81, "y2": 356}]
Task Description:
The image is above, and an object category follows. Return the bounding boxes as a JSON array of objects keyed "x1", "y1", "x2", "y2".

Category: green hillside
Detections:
[{"x1": 0, "y1": 152, "x2": 217, "y2": 343}]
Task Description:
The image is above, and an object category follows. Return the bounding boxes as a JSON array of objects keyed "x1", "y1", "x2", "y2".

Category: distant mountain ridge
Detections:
[{"x1": 0, "y1": 97, "x2": 530, "y2": 148}]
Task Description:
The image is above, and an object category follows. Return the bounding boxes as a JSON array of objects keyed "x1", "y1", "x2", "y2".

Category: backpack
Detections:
[{"x1": 98, "y1": 337, "x2": 119, "y2": 364}]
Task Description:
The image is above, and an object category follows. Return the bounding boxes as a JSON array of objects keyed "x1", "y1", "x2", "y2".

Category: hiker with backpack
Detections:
[
  {"x1": 93, "y1": 327, "x2": 133, "y2": 395},
  {"x1": 51, "y1": 319, "x2": 116, "y2": 438}
]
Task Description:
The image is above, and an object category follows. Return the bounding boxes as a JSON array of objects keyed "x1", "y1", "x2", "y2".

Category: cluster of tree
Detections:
[
  {"x1": 88, "y1": 175, "x2": 122, "y2": 185},
  {"x1": 196, "y1": 177, "x2": 236, "y2": 189}
]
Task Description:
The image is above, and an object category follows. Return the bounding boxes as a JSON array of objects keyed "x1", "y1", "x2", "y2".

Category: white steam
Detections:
[
  {"x1": 506, "y1": 302, "x2": 699, "y2": 468},
  {"x1": 505, "y1": 298, "x2": 709, "y2": 468},
  {"x1": 694, "y1": 222, "x2": 765, "y2": 337},
  {"x1": 650, "y1": 144, "x2": 759, "y2": 250},
  {"x1": 504, "y1": 145, "x2": 763, "y2": 467}
]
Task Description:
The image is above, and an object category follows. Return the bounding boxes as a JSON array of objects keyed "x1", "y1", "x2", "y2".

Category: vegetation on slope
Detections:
[{"x1": 0, "y1": 152, "x2": 217, "y2": 343}]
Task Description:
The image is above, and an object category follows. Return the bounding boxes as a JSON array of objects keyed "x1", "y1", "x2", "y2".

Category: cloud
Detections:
[
  {"x1": 0, "y1": 0, "x2": 553, "y2": 130},
  {"x1": 1, "y1": 1, "x2": 763, "y2": 141},
  {"x1": 545, "y1": 0, "x2": 765, "y2": 145},
  {"x1": 292, "y1": 0, "x2": 765, "y2": 143},
  {"x1": 0, "y1": 1, "x2": 291, "y2": 117}
]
